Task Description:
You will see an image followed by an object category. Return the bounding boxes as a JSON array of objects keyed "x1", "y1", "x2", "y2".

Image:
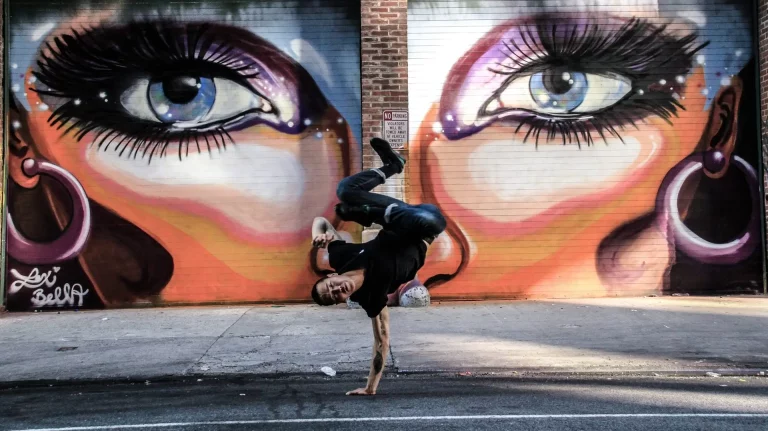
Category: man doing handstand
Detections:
[{"x1": 310, "y1": 137, "x2": 446, "y2": 396}]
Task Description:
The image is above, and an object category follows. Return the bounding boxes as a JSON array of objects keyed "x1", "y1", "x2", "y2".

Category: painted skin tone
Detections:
[
  {"x1": 312, "y1": 217, "x2": 390, "y2": 396},
  {"x1": 9, "y1": 5, "x2": 361, "y2": 305},
  {"x1": 407, "y1": 0, "x2": 751, "y2": 298}
]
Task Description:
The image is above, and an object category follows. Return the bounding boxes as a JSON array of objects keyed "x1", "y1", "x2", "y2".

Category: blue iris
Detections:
[
  {"x1": 529, "y1": 69, "x2": 588, "y2": 113},
  {"x1": 148, "y1": 75, "x2": 216, "y2": 123}
]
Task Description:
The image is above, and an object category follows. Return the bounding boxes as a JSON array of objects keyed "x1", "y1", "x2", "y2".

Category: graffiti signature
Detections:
[{"x1": 9, "y1": 267, "x2": 89, "y2": 308}]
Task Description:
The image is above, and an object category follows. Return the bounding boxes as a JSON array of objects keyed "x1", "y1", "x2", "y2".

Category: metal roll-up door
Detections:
[
  {"x1": 407, "y1": 0, "x2": 762, "y2": 300},
  {"x1": 4, "y1": 0, "x2": 362, "y2": 310}
]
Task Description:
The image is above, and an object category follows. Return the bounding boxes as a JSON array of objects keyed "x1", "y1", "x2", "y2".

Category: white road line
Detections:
[{"x1": 11, "y1": 413, "x2": 768, "y2": 431}]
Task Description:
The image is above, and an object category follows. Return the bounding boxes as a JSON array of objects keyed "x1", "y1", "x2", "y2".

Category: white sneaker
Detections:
[{"x1": 399, "y1": 284, "x2": 431, "y2": 308}]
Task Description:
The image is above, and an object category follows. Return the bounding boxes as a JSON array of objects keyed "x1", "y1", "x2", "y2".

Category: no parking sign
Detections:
[{"x1": 382, "y1": 110, "x2": 408, "y2": 149}]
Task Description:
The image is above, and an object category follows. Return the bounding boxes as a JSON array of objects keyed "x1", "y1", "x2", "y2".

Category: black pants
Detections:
[{"x1": 336, "y1": 169, "x2": 446, "y2": 242}]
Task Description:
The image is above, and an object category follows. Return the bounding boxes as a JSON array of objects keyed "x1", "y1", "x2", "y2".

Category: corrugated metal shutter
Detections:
[
  {"x1": 4, "y1": 0, "x2": 361, "y2": 310},
  {"x1": 407, "y1": 0, "x2": 762, "y2": 299}
]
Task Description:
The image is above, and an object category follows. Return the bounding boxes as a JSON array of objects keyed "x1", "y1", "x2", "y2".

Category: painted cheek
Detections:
[
  {"x1": 424, "y1": 123, "x2": 667, "y2": 232},
  {"x1": 30, "y1": 112, "x2": 345, "y2": 241},
  {"x1": 85, "y1": 128, "x2": 343, "y2": 235}
]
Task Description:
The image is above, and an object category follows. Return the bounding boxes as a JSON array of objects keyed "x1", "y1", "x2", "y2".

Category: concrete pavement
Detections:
[{"x1": 0, "y1": 296, "x2": 767, "y2": 384}]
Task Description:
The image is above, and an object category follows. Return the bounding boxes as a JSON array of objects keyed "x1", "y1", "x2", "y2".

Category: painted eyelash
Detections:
[
  {"x1": 492, "y1": 17, "x2": 706, "y2": 78},
  {"x1": 34, "y1": 21, "x2": 261, "y2": 98},
  {"x1": 485, "y1": 17, "x2": 708, "y2": 147},
  {"x1": 85, "y1": 125, "x2": 234, "y2": 164},
  {"x1": 508, "y1": 110, "x2": 643, "y2": 149},
  {"x1": 31, "y1": 21, "x2": 262, "y2": 162}
]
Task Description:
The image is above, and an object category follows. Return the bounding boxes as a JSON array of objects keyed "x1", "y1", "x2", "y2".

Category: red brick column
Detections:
[
  {"x1": 360, "y1": 0, "x2": 408, "y2": 203},
  {"x1": 761, "y1": 0, "x2": 768, "y2": 125}
]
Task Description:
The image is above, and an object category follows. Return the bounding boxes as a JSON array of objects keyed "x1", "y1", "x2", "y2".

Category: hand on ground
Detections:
[{"x1": 346, "y1": 387, "x2": 375, "y2": 396}]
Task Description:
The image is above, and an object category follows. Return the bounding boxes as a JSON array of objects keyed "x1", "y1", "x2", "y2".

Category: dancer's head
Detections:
[{"x1": 311, "y1": 273, "x2": 361, "y2": 305}]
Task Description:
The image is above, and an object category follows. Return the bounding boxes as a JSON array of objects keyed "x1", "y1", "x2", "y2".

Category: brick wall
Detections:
[
  {"x1": 761, "y1": 0, "x2": 768, "y2": 126},
  {"x1": 760, "y1": 0, "x2": 768, "y2": 279},
  {"x1": 360, "y1": 0, "x2": 408, "y2": 202},
  {"x1": 0, "y1": 0, "x2": 5, "y2": 310}
]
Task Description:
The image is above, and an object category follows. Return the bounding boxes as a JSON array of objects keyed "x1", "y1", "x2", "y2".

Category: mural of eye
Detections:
[
  {"x1": 440, "y1": 18, "x2": 706, "y2": 143},
  {"x1": 120, "y1": 75, "x2": 272, "y2": 127},
  {"x1": 486, "y1": 67, "x2": 632, "y2": 117},
  {"x1": 30, "y1": 21, "x2": 315, "y2": 161}
]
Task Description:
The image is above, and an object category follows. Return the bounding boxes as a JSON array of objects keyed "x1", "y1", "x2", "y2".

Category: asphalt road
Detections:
[{"x1": 2, "y1": 375, "x2": 767, "y2": 431}]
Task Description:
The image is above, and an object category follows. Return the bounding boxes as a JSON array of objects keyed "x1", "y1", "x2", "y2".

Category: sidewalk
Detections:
[{"x1": 1, "y1": 296, "x2": 767, "y2": 384}]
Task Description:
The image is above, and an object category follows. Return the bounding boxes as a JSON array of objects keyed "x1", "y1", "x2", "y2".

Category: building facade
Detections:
[{"x1": 1, "y1": 0, "x2": 765, "y2": 310}]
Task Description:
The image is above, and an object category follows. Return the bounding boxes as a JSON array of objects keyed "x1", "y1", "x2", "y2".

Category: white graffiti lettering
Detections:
[
  {"x1": 9, "y1": 267, "x2": 59, "y2": 294},
  {"x1": 10, "y1": 267, "x2": 89, "y2": 308},
  {"x1": 29, "y1": 284, "x2": 89, "y2": 308}
]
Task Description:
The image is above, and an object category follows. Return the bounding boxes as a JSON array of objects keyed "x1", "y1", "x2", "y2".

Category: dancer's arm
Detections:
[
  {"x1": 347, "y1": 306, "x2": 390, "y2": 396},
  {"x1": 312, "y1": 217, "x2": 342, "y2": 248}
]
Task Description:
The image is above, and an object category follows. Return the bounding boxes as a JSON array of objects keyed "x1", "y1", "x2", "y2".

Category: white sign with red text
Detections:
[{"x1": 382, "y1": 110, "x2": 408, "y2": 149}]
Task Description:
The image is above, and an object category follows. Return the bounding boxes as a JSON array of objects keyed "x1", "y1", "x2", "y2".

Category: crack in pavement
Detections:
[{"x1": 186, "y1": 307, "x2": 253, "y2": 374}]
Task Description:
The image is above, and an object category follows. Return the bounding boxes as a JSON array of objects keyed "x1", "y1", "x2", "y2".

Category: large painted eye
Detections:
[
  {"x1": 120, "y1": 74, "x2": 273, "y2": 128},
  {"x1": 486, "y1": 66, "x2": 632, "y2": 117}
]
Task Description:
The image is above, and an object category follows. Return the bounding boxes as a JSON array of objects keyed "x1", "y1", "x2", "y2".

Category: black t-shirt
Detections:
[{"x1": 328, "y1": 230, "x2": 427, "y2": 318}]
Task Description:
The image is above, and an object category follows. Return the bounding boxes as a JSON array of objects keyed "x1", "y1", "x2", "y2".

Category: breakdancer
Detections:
[{"x1": 310, "y1": 137, "x2": 446, "y2": 396}]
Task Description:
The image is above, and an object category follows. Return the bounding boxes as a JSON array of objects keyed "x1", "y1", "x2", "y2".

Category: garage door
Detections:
[
  {"x1": 407, "y1": 0, "x2": 762, "y2": 299},
  {"x1": 4, "y1": 0, "x2": 362, "y2": 310}
]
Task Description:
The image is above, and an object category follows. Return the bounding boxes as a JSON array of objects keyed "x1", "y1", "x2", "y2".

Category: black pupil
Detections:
[
  {"x1": 542, "y1": 68, "x2": 573, "y2": 95},
  {"x1": 162, "y1": 76, "x2": 200, "y2": 104}
]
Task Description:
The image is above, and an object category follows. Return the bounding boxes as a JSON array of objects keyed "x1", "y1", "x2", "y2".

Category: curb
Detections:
[{"x1": 2, "y1": 367, "x2": 767, "y2": 390}]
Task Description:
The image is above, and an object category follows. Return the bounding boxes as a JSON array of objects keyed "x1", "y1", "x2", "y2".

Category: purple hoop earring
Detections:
[
  {"x1": 655, "y1": 153, "x2": 759, "y2": 265},
  {"x1": 7, "y1": 159, "x2": 92, "y2": 265}
]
